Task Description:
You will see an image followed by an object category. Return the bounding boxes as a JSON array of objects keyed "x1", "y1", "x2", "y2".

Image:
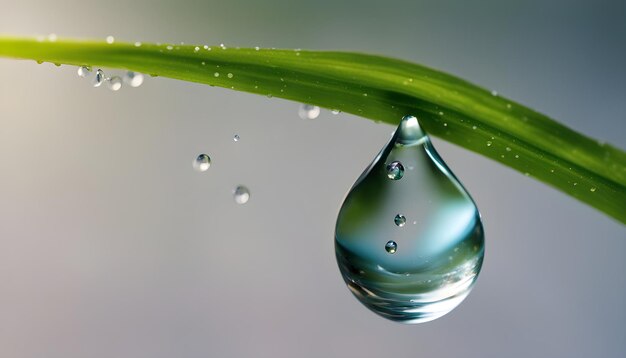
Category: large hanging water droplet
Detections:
[{"x1": 335, "y1": 115, "x2": 485, "y2": 324}]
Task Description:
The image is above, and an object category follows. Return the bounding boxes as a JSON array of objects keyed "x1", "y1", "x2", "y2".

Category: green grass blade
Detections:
[{"x1": 1, "y1": 36, "x2": 624, "y2": 223}]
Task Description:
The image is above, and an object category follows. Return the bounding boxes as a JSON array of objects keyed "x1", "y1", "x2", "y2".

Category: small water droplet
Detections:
[
  {"x1": 107, "y1": 76, "x2": 122, "y2": 91},
  {"x1": 227, "y1": 73, "x2": 233, "y2": 78},
  {"x1": 106, "y1": 36, "x2": 114, "y2": 44},
  {"x1": 386, "y1": 161, "x2": 405, "y2": 180},
  {"x1": 590, "y1": 187, "x2": 597, "y2": 192},
  {"x1": 472, "y1": 125, "x2": 477, "y2": 130},
  {"x1": 491, "y1": 90, "x2": 498, "y2": 96},
  {"x1": 233, "y1": 134, "x2": 240, "y2": 142},
  {"x1": 123, "y1": 71, "x2": 144, "y2": 87},
  {"x1": 166, "y1": 45, "x2": 173, "y2": 50},
  {"x1": 486, "y1": 141, "x2": 492, "y2": 147},
  {"x1": 254, "y1": 46, "x2": 260, "y2": 50},
  {"x1": 298, "y1": 104, "x2": 320, "y2": 120},
  {"x1": 194, "y1": 46, "x2": 200, "y2": 52},
  {"x1": 505, "y1": 147, "x2": 511, "y2": 151},
  {"x1": 48, "y1": 33, "x2": 57, "y2": 42},
  {"x1": 93, "y1": 69, "x2": 105, "y2": 87},
  {"x1": 77, "y1": 66, "x2": 91, "y2": 78},
  {"x1": 335, "y1": 114, "x2": 484, "y2": 323},
  {"x1": 233, "y1": 185, "x2": 250, "y2": 204},
  {"x1": 385, "y1": 241, "x2": 397, "y2": 254},
  {"x1": 193, "y1": 154, "x2": 211, "y2": 172},
  {"x1": 214, "y1": 72, "x2": 220, "y2": 77},
  {"x1": 331, "y1": 109, "x2": 341, "y2": 115},
  {"x1": 220, "y1": 43, "x2": 226, "y2": 49},
  {"x1": 394, "y1": 214, "x2": 406, "y2": 227},
  {"x1": 134, "y1": 41, "x2": 142, "y2": 47},
  {"x1": 515, "y1": 154, "x2": 519, "y2": 158},
  {"x1": 203, "y1": 45, "x2": 209, "y2": 50}
]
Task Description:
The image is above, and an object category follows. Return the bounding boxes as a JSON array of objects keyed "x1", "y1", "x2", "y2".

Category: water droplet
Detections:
[
  {"x1": 214, "y1": 72, "x2": 220, "y2": 77},
  {"x1": 254, "y1": 46, "x2": 260, "y2": 51},
  {"x1": 386, "y1": 161, "x2": 405, "y2": 180},
  {"x1": 124, "y1": 71, "x2": 144, "y2": 87},
  {"x1": 491, "y1": 90, "x2": 498, "y2": 96},
  {"x1": 590, "y1": 187, "x2": 597, "y2": 192},
  {"x1": 77, "y1": 66, "x2": 91, "y2": 78},
  {"x1": 233, "y1": 134, "x2": 240, "y2": 142},
  {"x1": 331, "y1": 109, "x2": 341, "y2": 115},
  {"x1": 385, "y1": 241, "x2": 397, "y2": 254},
  {"x1": 194, "y1": 46, "x2": 200, "y2": 52},
  {"x1": 472, "y1": 125, "x2": 477, "y2": 130},
  {"x1": 48, "y1": 33, "x2": 57, "y2": 42},
  {"x1": 166, "y1": 45, "x2": 173, "y2": 50},
  {"x1": 486, "y1": 141, "x2": 492, "y2": 147},
  {"x1": 134, "y1": 41, "x2": 142, "y2": 47},
  {"x1": 394, "y1": 214, "x2": 406, "y2": 227},
  {"x1": 298, "y1": 104, "x2": 320, "y2": 120},
  {"x1": 107, "y1": 76, "x2": 122, "y2": 91},
  {"x1": 233, "y1": 185, "x2": 250, "y2": 204},
  {"x1": 93, "y1": 69, "x2": 105, "y2": 87},
  {"x1": 106, "y1": 35, "x2": 114, "y2": 44},
  {"x1": 335, "y1": 114, "x2": 485, "y2": 323},
  {"x1": 505, "y1": 147, "x2": 511, "y2": 151},
  {"x1": 193, "y1": 154, "x2": 211, "y2": 172},
  {"x1": 227, "y1": 73, "x2": 234, "y2": 78},
  {"x1": 220, "y1": 43, "x2": 226, "y2": 49}
]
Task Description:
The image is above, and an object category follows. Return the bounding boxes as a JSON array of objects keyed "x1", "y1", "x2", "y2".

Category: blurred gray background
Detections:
[{"x1": 1, "y1": 0, "x2": 625, "y2": 357}]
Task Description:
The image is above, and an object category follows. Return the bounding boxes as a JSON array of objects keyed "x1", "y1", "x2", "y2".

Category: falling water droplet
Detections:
[
  {"x1": 93, "y1": 69, "x2": 105, "y2": 87},
  {"x1": 394, "y1": 214, "x2": 406, "y2": 227},
  {"x1": 298, "y1": 104, "x2": 320, "y2": 120},
  {"x1": 124, "y1": 71, "x2": 144, "y2": 87},
  {"x1": 335, "y1": 114, "x2": 485, "y2": 324},
  {"x1": 107, "y1": 76, "x2": 122, "y2": 91},
  {"x1": 193, "y1": 154, "x2": 211, "y2": 172},
  {"x1": 233, "y1": 185, "x2": 250, "y2": 204},
  {"x1": 386, "y1": 161, "x2": 405, "y2": 180},
  {"x1": 385, "y1": 241, "x2": 397, "y2": 254}
]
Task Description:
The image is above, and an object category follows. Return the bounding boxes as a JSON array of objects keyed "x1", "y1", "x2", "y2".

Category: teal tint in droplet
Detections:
[
  {"x1": 335, "y1": 115, "x2": 485, "y2": 324},
  {"x1": 394, "y1": 214, "x2": 406, "y2": 227},
  {"x1": 385, "y1": 240, "x2": 397, "y2": 254},
  {"x1": 386, "y1": 161, "x2": 404, "y2": 180}
]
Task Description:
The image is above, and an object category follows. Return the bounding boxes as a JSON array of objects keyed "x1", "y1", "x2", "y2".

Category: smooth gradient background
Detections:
[{"x1": 1, "y1": 1, "x2": 625, "y2": 357}]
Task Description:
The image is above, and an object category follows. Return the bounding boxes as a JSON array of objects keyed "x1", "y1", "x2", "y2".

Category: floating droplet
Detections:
[
  {"x1": 93, "y1": 69, "x2": 105, "y2": 87},
  {"x1": 77, "y1": 66, "x2": 91, "y2": 78},
  {"x1": 335, "y1": 114, "x2": 485, "y2": 324},
  {"x1": 107, "y1": 76, "x2": 122, "y2": 91},
  {"x1": 124, "y1": 71, "x2": 144, "y2": 87},
  {"x1": 386, "y1": 161, "x2": 405, "y2": 180},
  {"x1": 193, "y1": 154, "x2": 211, "y2": 172},
  {"x1": 394, "y1": 214, "x2": 406, "y2": 227},
  {"x1": 233, "y1": 134, "x2": 240, "y2": 142},
  {"x1": 298, "y1": 104, "x2": 320, "y2": 120},
  {"x1": 233, "y1": 185, "x2": 250, "y2": 204},
  {"x1": 385, "y1": 241, "x2": 397, "y2": 254}
]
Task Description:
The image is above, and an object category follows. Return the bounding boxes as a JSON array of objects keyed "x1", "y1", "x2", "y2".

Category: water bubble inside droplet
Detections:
[
  {"x1": 386, "y1": 161, "x2": 405, "y2": 180},
  {"x1": 335, "y1": 114, "x2": 485, "y2": 324},
  {"x1": 394, "y1": 214, "x2": 406, "y2": 227},
  {"x1": 107, "y1": 76, "x2": 122, "y2": 91},
  {"x1": 124, "y1": 71, "x2": 144, "y2": 87},
  {"x1": 385, "y1": 241, "x2": 397, "y2": 254},
  {"x1": 298, "y1": 104, "x2": 320, "y2": 120},
  {"x1": 193, "y1": 154, "x2": 211, "y2": 172},
  {"x1": 93, "y1": 69, "x2": 105, "y2": 87},
  {"x1": 233, "y1": 186, "x2": 250, "y2": 204},
  {"x1": 77, "y1": 66, "x2": 91, "y2": 78}
]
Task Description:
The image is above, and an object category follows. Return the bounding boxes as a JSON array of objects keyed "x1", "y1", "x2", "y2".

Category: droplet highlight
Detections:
[
  {"x1": 233, "y1": 186, "x2": 250, "y2": 204},
  {"x1": 335, "y1": 115, "x2": 485, "y2": 324},
  {"x1": 193, "y1": 154, "x2": 211, "y2": 172},
  {"x1": 298, "y1": 104, "x2": 320, "y2": 120}
]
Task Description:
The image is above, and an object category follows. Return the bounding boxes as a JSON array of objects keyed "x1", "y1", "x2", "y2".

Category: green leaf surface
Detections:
[{"x1": 1, "y1": 36, "x2": 625, "y2": 223}]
